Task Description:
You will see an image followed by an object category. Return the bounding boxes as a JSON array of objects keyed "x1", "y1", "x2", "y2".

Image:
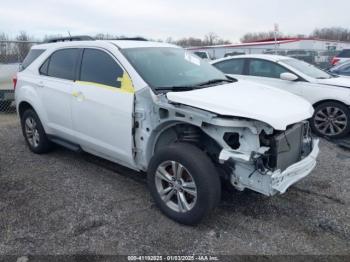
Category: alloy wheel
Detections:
[
  {"x1": 24, "y1": 117, "x2": 40, "y2": 148},
  {"x1": 155, "y1": 161, "x2": 197, "y2": 213},
  {"x1": 314, "y1": 106, "x2": 348, "y2": 136}
]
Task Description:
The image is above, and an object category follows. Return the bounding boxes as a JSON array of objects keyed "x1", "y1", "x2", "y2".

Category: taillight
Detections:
[
  {"x1": 331, "y1": 57, "x2": 340, "y2": 65},
  {"x1": 13, "y1": 75, "x2": 17, "y2": 90}
]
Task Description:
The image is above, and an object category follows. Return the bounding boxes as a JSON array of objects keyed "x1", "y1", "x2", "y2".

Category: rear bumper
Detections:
[{"x1": 270, "y1": 139, "x2": 319, "y2": 194}]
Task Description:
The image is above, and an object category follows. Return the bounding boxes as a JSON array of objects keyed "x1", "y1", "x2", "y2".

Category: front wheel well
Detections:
[
  {"x1": 313, "y1": 99, "x2": 350, "y2": 109},
  {"x1": 153, "y1": 123, "x2": 222, "y2": 161}
]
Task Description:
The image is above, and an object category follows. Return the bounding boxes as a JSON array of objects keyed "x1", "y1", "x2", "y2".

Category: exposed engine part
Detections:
[{"x1": 223, "y1": 132, "x2": 240, "y2": 149}]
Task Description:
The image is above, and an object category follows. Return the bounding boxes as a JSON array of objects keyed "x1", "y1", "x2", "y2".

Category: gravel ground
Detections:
[{"x1": 0, "y1": 114, "x2": 349, "y2": 256}]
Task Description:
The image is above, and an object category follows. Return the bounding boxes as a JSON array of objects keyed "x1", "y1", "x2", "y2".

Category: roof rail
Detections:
[
  {"x1": 113, "y1": 37, "x2": 148, "y2": 41},
  {"x1": 45, "y1": 35, "x2": 95, "y2": 43}
]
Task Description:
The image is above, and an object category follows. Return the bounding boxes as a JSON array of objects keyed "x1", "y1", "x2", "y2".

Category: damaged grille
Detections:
[{"x1": 261, "y1": 122, "x2": 312, "y2": 172}]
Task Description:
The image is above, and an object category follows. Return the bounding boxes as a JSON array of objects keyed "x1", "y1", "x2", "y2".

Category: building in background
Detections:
[{"x1": 187, "y1": 38, "x2": 350, "y2": 68}]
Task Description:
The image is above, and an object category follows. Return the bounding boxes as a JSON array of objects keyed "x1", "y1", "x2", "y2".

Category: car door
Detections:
[
  {"x1": 71, "y1": 48, "x2": 135, "y2": 166},
  {"x1": 37, "y1": 48, "x2": 80, "y2": 140},
  {"x1": 244, "y1": 58, "x2": 303, "y2": 96}
]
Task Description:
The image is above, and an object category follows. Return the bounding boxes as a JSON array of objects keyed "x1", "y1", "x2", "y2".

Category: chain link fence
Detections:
[{"x1": 0, "y1": 40, "x2": 39, "y2": 113}]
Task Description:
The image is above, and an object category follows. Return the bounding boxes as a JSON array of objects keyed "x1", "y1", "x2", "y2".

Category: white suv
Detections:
[{"x1": 15, "y1": 37, "x2": 319, "y2": 224}]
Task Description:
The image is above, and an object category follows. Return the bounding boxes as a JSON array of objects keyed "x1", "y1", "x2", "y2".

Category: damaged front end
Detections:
[
  {"x1": 217, "y1": 121, "x2": 319, "y2": 196},
  {"x1": 134, "y1": 87, "x2": 319, "y2": 197}
]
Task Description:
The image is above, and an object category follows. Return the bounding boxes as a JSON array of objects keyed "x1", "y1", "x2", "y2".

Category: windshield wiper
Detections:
[
  {"x1": 195, "y1": 78, "x2": 235, "y2": 86},
  {"x1": 155, "y1": 77, "x2": 236, "y2": 92},
  {"x1": 155, "y1": 85, "x2": 196, "y2": 92}
]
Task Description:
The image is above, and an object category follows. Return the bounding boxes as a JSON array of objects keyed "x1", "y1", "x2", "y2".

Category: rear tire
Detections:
[
  {"x1": 147, "y1": 143, "x2": 221, "y2": 225},
  {"x1": 21, "y1": 109, "x2": 52, "y2": 154},
  {"x1": 310, "y1": 101, "x2": 350, "y2": 139}
]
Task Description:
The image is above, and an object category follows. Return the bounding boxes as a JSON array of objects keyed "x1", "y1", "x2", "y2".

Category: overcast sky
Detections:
[{"x1": 1, "y1": 0, "x2": 349, "y2": 42}]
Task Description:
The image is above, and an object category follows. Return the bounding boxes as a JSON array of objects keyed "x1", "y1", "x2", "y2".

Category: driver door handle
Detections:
[{"x1": 72, "y1": 91, "x2": 85, "y2": 101}]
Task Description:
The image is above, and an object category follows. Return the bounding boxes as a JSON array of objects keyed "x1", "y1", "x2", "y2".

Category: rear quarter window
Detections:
[{"x1": 20, "y1": 49, "x2": 45, "y2": 71}]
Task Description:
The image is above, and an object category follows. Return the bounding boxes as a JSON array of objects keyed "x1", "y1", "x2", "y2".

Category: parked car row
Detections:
[
  {"x1": 14, "y1": 37, "x2": 329, "y2": 225},
  {"x1": 211, "y1": 54, "x2": 350, "y2": 139},
  {"x1": 0, "y1": 63, "x2": 18, "y2": 110},
  {"x1": 331, "y1": 49, "x2": 350, "y2": 66}
]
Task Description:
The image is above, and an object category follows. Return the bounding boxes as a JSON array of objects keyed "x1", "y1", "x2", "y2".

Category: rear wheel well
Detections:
[{"x1": 18, "y1": 102, "x2": 34, "y2": 119}]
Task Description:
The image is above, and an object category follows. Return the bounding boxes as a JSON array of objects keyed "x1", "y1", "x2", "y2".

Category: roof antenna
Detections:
[{"x1": 68, "y1": 31, "x2": 71, "y2": 37}]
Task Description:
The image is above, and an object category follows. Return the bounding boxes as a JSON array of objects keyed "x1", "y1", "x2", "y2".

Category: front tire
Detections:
[
  {"x1": 310, "y1": 102, "x2": 350, "y2": 139},
  {"x1": 147, "y1": 143, "x2": 221, "y2": 225},
  {"x1": 21, "y1": 109, "x2": 52, "y2": 153}
]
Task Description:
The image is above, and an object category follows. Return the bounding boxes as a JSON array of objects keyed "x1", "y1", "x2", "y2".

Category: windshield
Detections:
[
  {"x1": 122, "y1": 47, "x2": 227, "y2": 90},
  {"x1": 282, "y1": 59, "x2": 332, "y2": 79}
]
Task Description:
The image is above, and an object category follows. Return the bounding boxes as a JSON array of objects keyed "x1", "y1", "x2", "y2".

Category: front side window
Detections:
[
  {"x1": 80, "y1": 49, "x2": 124, "y2": 88},
  {"x1": 47, "y1": 49, "x2": 80, "y2": 80},
  {"x1": 213, "y1": 59, "x2": 245, "y2": 75},
  {"x1": 248, "y1": 59, "x2": 289, "y2": 79},
  {"x1": 122, "y1": 47, "x2": 226, "y2": 90}
]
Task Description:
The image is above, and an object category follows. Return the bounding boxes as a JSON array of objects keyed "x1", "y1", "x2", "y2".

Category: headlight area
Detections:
[{"x1": 209, "y1": 121, "x2": 317, "y2": 196}]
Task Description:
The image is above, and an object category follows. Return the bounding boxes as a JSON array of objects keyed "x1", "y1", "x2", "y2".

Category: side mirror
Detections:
[{"x1": 280, "y1": 72, "x2": 299, "y2": 81}]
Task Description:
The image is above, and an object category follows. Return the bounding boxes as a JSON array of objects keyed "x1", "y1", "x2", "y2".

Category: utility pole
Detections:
[{"x1": 274, "y1": 23, "x2": 279, "y2": 54}]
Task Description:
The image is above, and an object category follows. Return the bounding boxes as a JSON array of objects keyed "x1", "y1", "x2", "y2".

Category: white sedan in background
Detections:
[{"x1": 211, "y1": 55, "x2": 350, "y2": 139}]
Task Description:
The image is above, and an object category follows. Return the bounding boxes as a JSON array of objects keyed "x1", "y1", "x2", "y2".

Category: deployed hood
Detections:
[
  {"x1": 166, "y1": 80, "x2": 314, "y2": 130},
  {"x1": 315, "y1": 76, "x2": 350, "y2": 88}
]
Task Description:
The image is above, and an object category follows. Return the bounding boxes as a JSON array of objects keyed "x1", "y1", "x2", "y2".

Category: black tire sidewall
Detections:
[
  {"x1": 147, "y1": 143, "x2": 221, "y2": 225},
  {"x1": 311, "y1": 102, "x2": 350, "y2": 139},
  {"x1": 21, "y1": 109, "x2": 51, "y2": 153}
]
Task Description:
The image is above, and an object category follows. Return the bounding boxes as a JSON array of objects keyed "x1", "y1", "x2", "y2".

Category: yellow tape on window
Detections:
[{"x1": 118, "y1": 72, "x2": 134, "y2": 93}]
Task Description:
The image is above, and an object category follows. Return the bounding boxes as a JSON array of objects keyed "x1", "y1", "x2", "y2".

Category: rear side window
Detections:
[
  {"x1": 338, "y1": 49, "x2": 350, "y2": 58},
  {"x1": 213, "y1": 59, "x2": 245, "y2": 75},
  {"x1": 80, "y1": 49, "x2": 124, "y2": 88},
  {"x1": 20, "y1": 49, "x2": 45, "y2": 71},
  {"x1": 47, "y1": 49, "x2": 80, "y2": 80}
]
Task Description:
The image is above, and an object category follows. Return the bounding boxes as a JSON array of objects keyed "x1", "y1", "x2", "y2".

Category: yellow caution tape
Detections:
[{"x1": 75, "y1": 72, "x2": 135, "y2": 94}]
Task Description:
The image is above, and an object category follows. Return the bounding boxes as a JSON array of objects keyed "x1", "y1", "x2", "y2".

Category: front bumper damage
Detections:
[{"x1": 219, "y1": 139, "x2": 320, "y2": 196}]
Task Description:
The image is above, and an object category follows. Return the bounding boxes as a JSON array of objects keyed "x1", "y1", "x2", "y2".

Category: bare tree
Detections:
[
  {"x1": 311, "y1": 27, "x2": 350, "y2": 42},
  {"x1": 173, "y1": 33, "x2": 230, "y2": 47},
  {"x1": 204, "y1": 32, "x2": 219, "y2": 45},
  {"x1": 240, "y1": 31, "x2": 279, "y2": 43},
  {"x1": 15, "y1": 31, "x2": 32, "y2": 61},
  {"x1": 0, "y1": 33, "x2": 9, "y2": 58}
]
